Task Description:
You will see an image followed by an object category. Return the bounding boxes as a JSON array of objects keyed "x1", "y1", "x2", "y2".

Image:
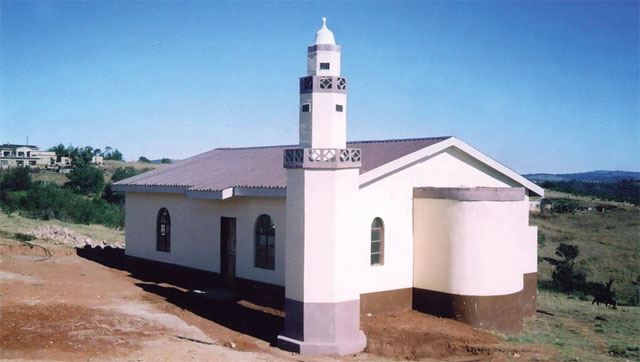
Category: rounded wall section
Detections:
[
  {"x1": 414, "y1": 198, "x2": 524, "y2": 296},
  {"x1": 412, "y1": 187, "x2": 528, "y2": 334}
]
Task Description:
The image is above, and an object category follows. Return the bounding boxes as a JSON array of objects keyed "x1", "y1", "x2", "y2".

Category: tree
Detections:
[
  {"x1": 550, "y1": 243, "x2": 585, "y2": 293},
  {"x1": 104, "y1": 148, "x2": 124, "y2": 161},
  {"x1": 555, "y1": 243, "x2": 579, "y2": 267},
  {"x1": 160, "y1": 158, "x2": 172, "y2": 164},
  {"x1": 111, "y1": 166, "x2": 149, "y2": 183},
  {"x1": 138, "y1": 156, "x2": 151, "y2": 163},
  {"x1": 65, "y1": 166, "x2": 104, "y2": 195},
  {"x1": 551, "y1": 199, "x2": 579, "y2": 214},
  {"x1": 48, "y1": 144, "x2": 68, "y2": 158},
  {"x1": 0, "y1": 167, "x2": 33, "y2": 192}
]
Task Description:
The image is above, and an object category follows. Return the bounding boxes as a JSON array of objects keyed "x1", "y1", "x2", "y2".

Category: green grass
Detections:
[
  {"x1": 510, "y1": 290, "x2": 640, "y2": 361},
  {"x1": 532, "y1": 191, "x2": 640, "y2": 306},
  {"x1": 31, "y1": 171, "x2": 68, "y2": 186}
]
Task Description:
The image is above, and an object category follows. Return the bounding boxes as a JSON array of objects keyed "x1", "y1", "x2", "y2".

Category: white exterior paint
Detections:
[
  {"x1": 356, "y1": 147, "x2": 519, "y2": 295},
  {"x1": 124, "y1": 192, "x2": 286, "y2": 286},
  {"x1": 413, "y1": 198, "x2": 528, "y2": 296},
  {"x1": 307, "y1": 50, "x2": 341, "y2": 77},
  {"x1": 299, "y1": 92, "x2": 347, "y2": 149},
  {"x1": 360, "y1": 137, "x2": 544, "y2": 197}
]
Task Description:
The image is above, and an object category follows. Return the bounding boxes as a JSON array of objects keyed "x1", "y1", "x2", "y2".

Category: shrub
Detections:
[
  {"x1": 65, "y1": 166, "x2": 104, "y2": 195},
  {"x1": 608, "y1": 345, "x2": 626, "y2": 355},
  {"x1": 111, "y1": 166, "x2": 149, "y2": 183},
  {"x1": 550, "y1": 243, "x2": 586, "y2": 292},
  {"x1": 0, "y1": 167, "x2": 32, "y2": 192},
  {"x1": 538, "y1": 231, "x2": 547, "y2": 248},
  {"x1": 14, "y1": 232, "x2": 36, "y2": 242},
  {"x1": 551, "y1": 199, "x2": 579, "y2": 214}
]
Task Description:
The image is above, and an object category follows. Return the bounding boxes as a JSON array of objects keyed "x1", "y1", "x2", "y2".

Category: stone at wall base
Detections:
[{"x1": 276, "y1": 331, "x2": 366, "y2": 356}]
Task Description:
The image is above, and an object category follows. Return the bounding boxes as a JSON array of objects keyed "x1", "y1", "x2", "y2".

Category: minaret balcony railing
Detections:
[
  {"x1": 283, "y1": 148, "x2": 361, "y2": 169},
  {"x1": 299, "y1": 76, "x2": 347, "y2": 94}
]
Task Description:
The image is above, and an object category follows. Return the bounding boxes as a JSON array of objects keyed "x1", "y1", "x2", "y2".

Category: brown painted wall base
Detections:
[
  {"x1": 360, "y1": 288, "x2": 412, "y2": 316},
  {"x1": 522, "y1": 272, "x2": 537, "y2": 318},
  {"x1": 109, "y1": 254, "x2": 286, "y2": 309},
  {"x1": 412, "y1": 288, "x2": 524, "y2": 334}
]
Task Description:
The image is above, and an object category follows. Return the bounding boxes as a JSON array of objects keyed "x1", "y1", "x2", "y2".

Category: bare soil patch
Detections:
[{"x1": 0, "y1": 238, "x2": 554, "y2": 361}]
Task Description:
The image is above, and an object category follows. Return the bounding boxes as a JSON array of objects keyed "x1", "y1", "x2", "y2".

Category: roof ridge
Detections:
[
  {"x1": 215, "y1": 144, "x2": 297, "y2": 151},
  {"x1": 215, "y1": 137, "x2": 452, "y2": 151},
  {"x1": 348, "y1": 136, "x2": 451, "y2": 144}
]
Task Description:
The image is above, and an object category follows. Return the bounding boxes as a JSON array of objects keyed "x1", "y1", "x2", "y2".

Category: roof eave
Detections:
[{"x1": 359, "y1": 137, "x2": 544, "y2": 197}]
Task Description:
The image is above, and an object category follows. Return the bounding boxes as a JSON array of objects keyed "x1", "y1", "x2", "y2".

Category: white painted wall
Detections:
[
  {"x1": 307, "y1": 50, "x2": 341, "y2": 76},
  {"x1": 299, "y1": 92, "x2": 347, "y2": 149},
  {"x1": 356, "y1": 147, "x2": 523, "y2": 296},
  {"x1": 124, "y1": 192, "x2": 286, "y2": 286},
  {"x1": 284, "y1": 168, "x2": 362, "y2": 303},
  {"x1": 413, "y1": 198, "x2": 528, "y2": 296}
]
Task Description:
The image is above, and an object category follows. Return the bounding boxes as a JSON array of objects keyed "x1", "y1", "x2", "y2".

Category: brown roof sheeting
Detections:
[{"x1": 115, "y1": 137, "x2": 450, "y2": 192}]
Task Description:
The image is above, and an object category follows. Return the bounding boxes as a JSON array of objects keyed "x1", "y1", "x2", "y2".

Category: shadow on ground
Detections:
[{"x1": 76, "y1": 245, "x2": 284, "y2": 345}]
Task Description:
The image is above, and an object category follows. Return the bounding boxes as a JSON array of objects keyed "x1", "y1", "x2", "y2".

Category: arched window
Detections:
[
  {"x1": 156, "y1": 208, "x2": 171, "y2": 252},
  {"x1": 370, "y1": 217, "x2": 384, "y2": 265},
  {"x1": 255, "y1": 214, "x2": 275, "y2": 270}
]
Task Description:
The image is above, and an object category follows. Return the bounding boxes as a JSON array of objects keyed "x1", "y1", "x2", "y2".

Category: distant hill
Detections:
[{"x1": 525, "y1": 170, "x2": 640, "y2": 183}]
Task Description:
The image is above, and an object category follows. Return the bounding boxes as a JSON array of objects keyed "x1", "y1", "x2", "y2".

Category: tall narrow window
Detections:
[
  {"x1": 255, "y1": 214, "x2": 275, "y2": 270},
  {"x1": 156, "y1": 208, "x2": 171, "y2": 252},
  {"x1": 370, "y1": 217, "x2": 384, "y2": 265}
]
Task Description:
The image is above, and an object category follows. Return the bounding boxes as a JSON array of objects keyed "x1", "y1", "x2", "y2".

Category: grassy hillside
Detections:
[
  {"x1": 533, "y1": 191, "x2": 640, "y2": 306},
  {"x1": 511, "y1": 291, "x2": 639, "y2": 361}
]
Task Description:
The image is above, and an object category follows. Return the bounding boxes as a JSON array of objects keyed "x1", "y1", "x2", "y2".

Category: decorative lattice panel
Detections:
[
  {"x1": 319, "y1": 77, "x2": 333, "y2": 89},
  {"x1": 284, "y1": 148, "x2": 361, "y2": 169},
  {"x1": 337, "y1": 77, "x2": 346, "y2": 90}
]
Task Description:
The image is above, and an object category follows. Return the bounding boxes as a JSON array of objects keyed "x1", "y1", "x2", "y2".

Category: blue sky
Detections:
[{"x1": 1, "y1": 1, "x2": 638, "y2": 173}]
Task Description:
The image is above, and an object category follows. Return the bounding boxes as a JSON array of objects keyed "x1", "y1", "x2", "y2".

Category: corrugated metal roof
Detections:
[{"x1": 115, "y1": 137, "x2": 450, "y2": 192}]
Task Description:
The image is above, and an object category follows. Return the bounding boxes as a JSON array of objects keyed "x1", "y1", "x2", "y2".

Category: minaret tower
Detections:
[
  {"x1": 278, "y1": 19, "x2": 366, "y2": 355},
  {"x1": 299, "y1": 17, "x2": 347, "y2": 149}
]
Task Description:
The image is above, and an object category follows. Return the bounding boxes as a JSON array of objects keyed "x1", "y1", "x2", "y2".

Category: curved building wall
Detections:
[{"x1": 412, "y1": 187, "x2": 530, "y2": 333}]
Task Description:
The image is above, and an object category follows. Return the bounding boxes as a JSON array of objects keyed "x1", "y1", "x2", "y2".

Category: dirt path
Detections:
[{"x1": 0, "y1": 239, "x2": 552, "y2": 361}]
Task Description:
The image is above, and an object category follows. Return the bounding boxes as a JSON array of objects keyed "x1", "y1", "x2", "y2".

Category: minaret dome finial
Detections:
[{"x1": 314, "y1": 17, "x2": 336, "y2": 45}]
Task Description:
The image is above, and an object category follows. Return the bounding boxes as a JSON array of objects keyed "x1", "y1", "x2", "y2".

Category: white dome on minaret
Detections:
[{"x1": 314, "y1": 17, "x2": 336, "y2": 45}]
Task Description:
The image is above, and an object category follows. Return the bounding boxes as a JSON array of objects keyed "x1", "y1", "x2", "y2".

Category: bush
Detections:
[
  {"x1": 538, "y1": 231, "x2": 547, "y2": 248},
  {"x1": 550, "y1": 243, "x2": 586, "y2": 293},
  {"x1": 111, "y1": 166, "x2": 149, "y2": 183},
  {"x1": 14, "y1": 232, "x2": 36, "y2": 242},
  {"x1": 608, "y1": 345, "x2": 626, "y2": 356},
  {"x1": 552, "y1": 263, "x2": 586, "y2": 293},
  {"x1": 551, "y1": 199, "x2": 579, "y2": 214},
  {"x1": 65, "y1": 166, "x2": 104, "y2": 195},
  {"x1": 0, "y1": 167, "x2": 32, "y2": 192},
  {"x1": 0, "y1": 182, "x2": 124, "y2": 228}
]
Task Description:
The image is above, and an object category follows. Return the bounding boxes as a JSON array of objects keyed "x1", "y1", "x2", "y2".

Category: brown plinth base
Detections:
[
  {"x1": 277, "y1": 298, "x2": 367, "y2": 355},
  {"x1": 360, "y1": 288, "x2": 412, "y2": 315},
  {"x1": 522, "y1": 272, "x2": 537, "y2": 317},
  {"x1": 412, "y1": 288, "x2": 524, "y2": 334}
]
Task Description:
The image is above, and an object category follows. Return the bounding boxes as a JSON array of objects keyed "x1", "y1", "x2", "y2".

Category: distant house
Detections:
[
  {"x1": 91, "y1": 155, "x2": 104, "y2": 166},
  {"x1": 0, "y1": 144, "x2": 57, "y2": 170},
  {"x1": 529, "y1": 198, "x2": 543, "y2": 212}
]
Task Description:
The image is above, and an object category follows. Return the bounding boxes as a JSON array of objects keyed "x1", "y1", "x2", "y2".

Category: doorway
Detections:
[{"x1": 220, "y1": 217, "x2": 236, "y2": 286}]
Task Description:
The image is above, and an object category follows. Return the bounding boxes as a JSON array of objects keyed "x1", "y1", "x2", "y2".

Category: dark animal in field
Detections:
[{"x1": 592, "y1": 278, "x2": 617, "y2": 309}]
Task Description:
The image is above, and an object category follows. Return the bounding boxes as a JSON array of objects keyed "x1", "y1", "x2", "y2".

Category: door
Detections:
[{"x1": 220, "y1": 217, "x2": 237, "y2": 286}]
